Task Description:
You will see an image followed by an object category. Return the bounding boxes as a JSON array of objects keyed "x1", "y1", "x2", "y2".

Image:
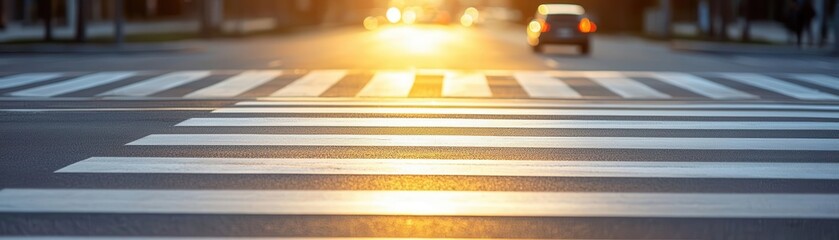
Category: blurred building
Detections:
[{"x1": 0, "y1": 0, "x2": 376, "y2": 42}]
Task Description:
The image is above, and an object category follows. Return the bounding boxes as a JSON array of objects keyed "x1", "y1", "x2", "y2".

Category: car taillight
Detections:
[
  {"x1": 579, "y1": 18, "x2": 596, "y2": 33},
  {"x1": 541, "y1": 21, "x2": 551, "y2": 32}
]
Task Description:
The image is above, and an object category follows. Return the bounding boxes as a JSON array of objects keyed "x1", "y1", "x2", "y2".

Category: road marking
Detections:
[
  {"x1": 240, "y1": 100, "x2": 839, "y2": 111},
  {"x1": 59, "y1": 157, "x2": 839, "y2": 180},
  {"x1": 0, "y1": 73, "x2": 64, "y2": 89},
  {"x1": 184, "y1": 70, "x2": 282, "y2": 98},
  {"x1": 271, "y1": 70, "x2": 347, "y2": 97},
  {"x1": 96, "y1": 71, "x2": 211, "y2": 97},
  {"x1": 442, "y1": 72, "x2": 492, "y2": 97},
  {"x1": 213, "y1": 107, "x2": 839, "y2": 119},
  {"x1": 649, "y1": 72, "x2": 756, "y2": 99},
  {"x1": 543, "y1": 58, "x2": 561, "y2": 68},
  {"x1": 721, "y1": 73, "x2": 839, "y2": 100},
  {"x1": 2, "y1": 189, "x2": 838, "y2": 218},
  {"x1": 0, "y1": 108, "x2": 214, "y2": 112},
  {"x1": 128, "y1": 134, "x2": 839, "y2": 151},
  {"x1": 789, "y1": 74, "x2": 839, "y2": 91},
  {"x1": 9, "y1": 72, "x2": 136, "y2": 97},
  {"x1": 356, "y1": 71, "x2": 415, "y2": 97},
  {"x1": 584, "y1": 72, "x2": 670, "y2": 99},
  {"x1": 177, "y1": 118, "x2": 839, "y2": 130},
  {"x1": 0, "y1": 237, "x2": 617, "y2": 240},
  {"x1": 513, "y1": 72, "x2": 581, "y2": 98}
]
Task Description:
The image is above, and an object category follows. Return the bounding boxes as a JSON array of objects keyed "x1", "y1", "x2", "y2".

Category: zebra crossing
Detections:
[
  {"x1": 1, "y1": 70, "x2": 838, "y2": 100},
  {"x1": 1, "y1": 98, "x2": 839, "y2": 238}
]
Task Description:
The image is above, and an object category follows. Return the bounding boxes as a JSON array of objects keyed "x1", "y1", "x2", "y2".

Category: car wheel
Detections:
[
  {"x1": 532, "y1": 44, "x2": 543, "y2": 53},
  {"x1": 580, "y1": 43, "x2": 591, "y2": 55}
]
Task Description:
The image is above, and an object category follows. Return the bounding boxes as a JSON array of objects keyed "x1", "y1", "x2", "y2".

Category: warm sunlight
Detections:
[
  {"x1": 367, "y1": 191, "x2": 463, "y2": 215},
  {"x1": 375, "y1": 25, "x2": 458, "y2": 55},
  {"x1": 386, "y1": 7, "x2": 402, "y2": 23}
]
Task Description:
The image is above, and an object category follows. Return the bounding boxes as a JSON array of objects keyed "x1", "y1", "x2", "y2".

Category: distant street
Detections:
[{"x1": 1, "y1": 24, "x2": 836, "y2": 72}]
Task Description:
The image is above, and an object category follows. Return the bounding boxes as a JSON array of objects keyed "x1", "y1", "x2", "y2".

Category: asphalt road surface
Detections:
[{"x1": 1, "y1": 24, "x2": 839, "y2": 239}]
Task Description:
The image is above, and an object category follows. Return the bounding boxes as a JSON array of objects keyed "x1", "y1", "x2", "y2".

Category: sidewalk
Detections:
[
  {"x1": 671, "y1": 21, "x2": 837, "y2": 55},
  {"x1": 671, "y1": 40, "x2": 836, "y2": 56},
  {"x1": 0, "y1": 42, "x2": 196, "y2": 54}
]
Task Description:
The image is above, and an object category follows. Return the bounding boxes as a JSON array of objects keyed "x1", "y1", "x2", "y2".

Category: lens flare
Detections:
[
  {"x1": 386, "y1": 7, "x2": 402, "y2": 24},
  {"x1": 465, "y1": 7, "x2": 479, "y2": 20},
  {"x1": 460, "y1": 14, "x2": 474, "y2": 27},
  {"x1": 363, "y1": 16, "x2": 379, "y2": 30},
  {"x1": 528, "y1": 20, "x2": 542, "y2": 33},
  {"x1": 403, "y1": 10, "x2": 417, "y2": 24}
]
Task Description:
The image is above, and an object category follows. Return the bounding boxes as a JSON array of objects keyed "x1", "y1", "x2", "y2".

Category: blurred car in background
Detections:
[{"x1": 527, "y1": 4, "x2": 597, "y2": 55}]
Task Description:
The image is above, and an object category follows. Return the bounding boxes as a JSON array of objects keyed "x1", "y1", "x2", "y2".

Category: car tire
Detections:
[
  {"x1": 532, "y1": 44, "x2": 543, "y2": 53},
  {"x1": 580, "y1": 43, "x2": 591, "y2": 55}
]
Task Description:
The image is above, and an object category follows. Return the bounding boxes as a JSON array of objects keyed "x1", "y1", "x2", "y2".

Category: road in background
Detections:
[{"x1": 1, "y1": 24, "x2": 836, "y2": 73}]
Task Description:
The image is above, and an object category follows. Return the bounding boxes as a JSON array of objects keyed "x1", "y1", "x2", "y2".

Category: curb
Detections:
[
  {"x1": 0, "y1": 43, "x2": 198, "y2": 54},
  {"x1": 670, "y1": 40, "x2": 836, "y2": 56}
]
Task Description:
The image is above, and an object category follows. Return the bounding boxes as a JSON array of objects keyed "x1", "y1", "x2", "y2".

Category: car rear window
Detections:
[{"x1": 546, "y1": 15, "x2": 581, "y2": 23}]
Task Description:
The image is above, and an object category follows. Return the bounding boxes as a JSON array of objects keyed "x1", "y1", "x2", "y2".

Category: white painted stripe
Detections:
[
  {"x1": 356, "y1": 71, "x2": 415, "y2": 97},
  {"x1": 0, "y1": 108, "x2": 214, "y2": 112},
  {"x1": 721, "y1": 73, "x2": 839, "y2": 100},
  {"x1": 0, "y1": 73, "x2": 63, "y2": 89},
  {"x1": 0, "y1": 238, "x2": 501, "y2": 240},
  {"x1": 177, "y1": 118, "x2": 839, "y2": 130},
  {"x1": 213, "y1": 107, "x2": 839, "y2": 119},
  {"x1": 9, "y1": 72, "x2": 136, "y2": 97},
  {"x1": 789, "y1": 74, "x2": 839, "y2": 91},
  {"x1": 649, "y1": 72, "x2": 756, "y2": 99},
  {"x1": 442, "y1": 72, "x2": 492, "y2": 97},
  {"x1": 184, "y1": 70, "x2": 282, "y2": 98},
  {"x1": 513, "y1": 72, "x2": 581, "y2": 98},
  {"x1": 128, "y1": 135, "x2": 839, "y2": 151},
  {"x1": 97, "y1": 71, "x2": 211, "y2": 97},
  {"x1": 59, "y1": 157, "x2": 839, "y2": 180},
  {"x1": 585, "y1": 72, "x2": 670, "y2": 99},
  {"x1": 238, "y1": 100, "x2": 839, "y2": 111},
  {"x1": 2, "y1": 189, "x2": 838, "y2": 218},
  {"x1": 271, "y1": 70, "x2": 347, "y2": 97}
]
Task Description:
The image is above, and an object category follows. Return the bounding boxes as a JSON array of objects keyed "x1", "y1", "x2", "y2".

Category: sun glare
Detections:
[
  {"x1": 386, "y1": 7, "x2": 402, "y2": 23},
  {"x1": 376, "y1": 25, "x2": 455, "y2": 55}
]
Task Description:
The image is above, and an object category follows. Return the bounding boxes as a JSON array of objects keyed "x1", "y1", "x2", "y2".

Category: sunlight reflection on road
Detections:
[{"x1": 375, "y1": 25, "x2": 463, "y2": 55}]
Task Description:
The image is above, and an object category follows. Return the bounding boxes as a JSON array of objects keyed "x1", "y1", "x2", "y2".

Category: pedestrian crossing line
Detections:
[
  {"x1": 584, "y1": 72, "x2": 670, "y2": 99},
  {"x1": 789, "y1": 74, "x2": 839, "y2": 91},
  {"x1": 0, "y1": 237, "x2": 594, "y2": 240},
  {"x1": 9, "y1": 72, "x2": 137, "y2": 97},
  {"x1": 720, "y1": 73, "x2": 839, "y2": 100},
  {"x1": 648, "y1": 72, "x2": 757, "y2": 99},
  {"x1": 1, "y1": 70, "x2": 838, "y2": 101},
  {"x1": 356, "y1": 71, "x2": 415, "y2": 97},
  {"x1": 57, "y1": 157, "x2": 839, "y2": 180},
  {"x1": 513, "y1": 72, "x2": 581, "y2": 98},
  {"x1": 213, "y1": 107, "x2": 839, "y2": 119},
  {"x1": 442, "y1": 72, "x2": 492, "y2": 97},
  {"x1": 96, "y1": 71, "x2": 212, "y2": 97},
  {"x1": 240, "y1": 100, "x2": 839, "y2": 111},
  {"x1": 0, "y1": 73, "x2": 64, "y2": 89},
  {"x1": 176, "y1": 118, "x2": 839, "y2": 130},
  {"x1": 2, "y1": 189, "x2": 838, "y2": 218},
  {"x1": 270, "y1": 70, "x2": 348, "y2": 97},
  {"x1": 127, "y1": 134, "x2": 839, "y2": 151},
  {"x1": 184, "y1": 70, "x2": 283, "y2": 98}
]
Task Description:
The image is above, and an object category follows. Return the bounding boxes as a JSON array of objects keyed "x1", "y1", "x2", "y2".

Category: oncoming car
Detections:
[{"x1": 527, "y1": 4, "x2": 597, "y2": 54}]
